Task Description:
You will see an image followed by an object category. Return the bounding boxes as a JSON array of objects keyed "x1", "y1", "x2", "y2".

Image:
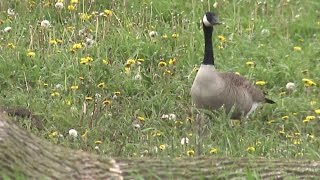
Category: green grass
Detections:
[{"x1": 0, "y1": 0, "x2": 319, "y2": 159}]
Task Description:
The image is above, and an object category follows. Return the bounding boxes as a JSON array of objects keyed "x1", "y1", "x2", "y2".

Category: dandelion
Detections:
[
  {"x1": 103, "y1": 59, "x2": 109, "y2": 65},
  {"x1": 315, "y1": 109, "x2": 320, "y2": 114},
  {"x1": 137, "y1": 58, "x2": 145, "y2": 64},
  {"x1": 70, "y1": 85, "x2": 79, "y2": 90},
  {"x1": 68, "y1": 128, "x2": 78, "y2": 138},
  {"x1": 137, "y1": 116, "x2": 145, "y2": 121},
  {"x1": 126, "y1": 59, "x2": 136, "y2": 65},
  {"x1": 281, "y1": 115, "x2": 289, "y2": 120},
  {"x1": 168, "y1": 113, "x2": 176, "y2": 121},
  {"x1": 114, "y1": 91, "x2": 121, "y2": 96},
  {"x1": 103, "y1": 99, "x2": 112, "y2": 105},
  {"x1": 7, "y1": 8, "x2": 15, "y2": 16},
  {"x1": 68, "y1": 4, "x2": 76, "y2": 11},
  {"x1": 187, "y1": 150, "x2": 195, "y2": 156},
  {"x1": 80, "y1": 13, "x2": 91, "y2": 21},
  {"x1": 218, "y1": 35, "x2": 226, "y2": 42},
  {"x1": 49, "y1": 39, "x2": 58, "y2": 45},
  {"x1": 293, "y1": 139, "x2": 301, "y2": 145},
  {"x1": 40, "y1": 20, "x2": 51, "y2": 28},
  {"x1": 293, "y1": 46, "x2": 302, "y2": 51},
  {"x1": 72, "y1": 43, "x2": 82, "y2": 50},
  {"x1": 302, "y1": 78, "x2": 316, "y2": 87},
  {"x1": 245, "y1": 61, "x2": 255, "y2": 68},
  {"x1": 168, "y1": 58, "x2": 176, "y2": 65},
  {"x1": 27, "y1": 51, "x2": 36, "y2": 58},
  {"x1": 279, "y1": 92, "x2": 286, "y2": 96},
  {"x1": 159, "y1": 144, "x2": 166, "y2": 151},
  {"x1": 7, "y1": 43, "x2": 16, "y2": 49},
  {"x1": 310, "y1": 101, "x2": 317, "y2": 106},
  {"x1": 80, "y1": 57, "x2": 89, "y2": 65},
  {"x1": 55, "y1": 2, "x2": 64, "y2": 9},
  {"x1": 49, "y1": 131, "x2": 59, "y2": 138},
  {"x1": 85, "y1": 96, "x2": 93, "y2": 101},
  {"x1": 247, "y1": 146, "x2": 256, "y2": 153},
  {"x1": 285, "y1": 82, "x2": 295, "y2": 91},
  {"x1": 180, "y1": 137, "x2": 189, "y2": 145},
  {"x1": 79, "y1": 76, "x2": 85, "y2": 81},
  {"x1": 209, "y1": 148, "x2": 218, "y2": 154},
  {"x1": 51, "y1": 91, "x2": 60, "y2": 96},
  {"x1": 267, "y1": 119, "x2": 276, "y2": 124},
  {"x1": 94, "y1": 146, "x2": 99, "y2": 150},
  {"x1": 261, "y1": 28, "x2": 270, "y2": 36},
  {"x1": 305, "y1": 116, "x2": 316, "y2": 121},
  {"x1": 103, "y1": 9, "x2": 112, "y2": 17},
  {"x1": 95, "y1": 140, "x2": 102, "y2": 144},
  {"x1": 134, "y1": 73, "x2": 142, "y2": 80},
  {"x1": 172, "y1": 33, "x2": 179, "y2": 38},
  {"x1": 149, "y1": 31, "x2": 158, "y2": 38},
  {"x1": 71, "y1": 0, "x2": 79, "y2": 4},
  {"x1": 158, "y1": 61, "x2": 167, "y2": 67},
  {"x1": 162, "y1": 34, "x2": 168, "y2": 39},
  {"x1": 255, "y1": 81, "x2": 266, "y2": 86},
  {"x1": 97, "y1": 82, "x2": 105, "y2": 88},
  {"x1": 3, "y1": 27, "x2": 12, "y2": 33}
]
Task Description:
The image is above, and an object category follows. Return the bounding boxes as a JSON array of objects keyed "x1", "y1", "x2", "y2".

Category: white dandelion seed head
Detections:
[
  {"x1": 161, "y1": 114, "x2": 169, "y2": 119},
  {"x1": 286, "y1": 82, "x2": 295, "y2": 91},
  {"x1": 7, "y1": 8, "x2": 15, "y2": 16},
  {"x1": 132, "y1": 123, "x2": 141, "y2": 129},
  {"x1": 180, "y1": 137, "x2": 189, "y2": 145},
  {"x1": 55, "y1": 83, "x2": 63, "y2": 89},
  {"x1": 94, "y1": 146, "x2": 99, "y2": 150},
  {"x1": 261, "y1": 28, "x2": 270, "y2": 37},
  {"x1": 168, "y1": 113, "x2": 176, "y2": 121},
  {"x1": 134, "y1": 74, "x2": 142, "y2": 80},
  {"x1": 3, "y1": 27, "x2": 12, "y2": 33},
  {"x1": 40, "y1": 20, "x2": 51, "y2": 28},
  {"x1": 68, "y1": 129, "x2": 78, "y2": 138},
  {"x1": 55, "y1": 2, "x2": 64, "y2": 9},
  {"x1": 85, "y1": 37, "x2": 95, "y2": 47},
  {"x1": 149, "y1": 31, "x2": 158, "y2": 38}
]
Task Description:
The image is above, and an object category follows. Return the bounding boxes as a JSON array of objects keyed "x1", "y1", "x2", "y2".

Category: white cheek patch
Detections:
[{"x1": 202, "y1": 15, "x2": 211, "y2": 27}]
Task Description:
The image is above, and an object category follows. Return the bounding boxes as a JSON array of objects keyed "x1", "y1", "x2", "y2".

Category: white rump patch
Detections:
[
  {"x1": 246, "y1": 102, "x2": 260, "y2": 118},
  {"x1": 203, "y1": 15, "x2": 211, "y2": 27}
]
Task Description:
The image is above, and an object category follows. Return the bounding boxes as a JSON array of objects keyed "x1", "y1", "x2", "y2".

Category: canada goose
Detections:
[{"x1": 191, "y1": 12, "x2": 274, "y2": 119}]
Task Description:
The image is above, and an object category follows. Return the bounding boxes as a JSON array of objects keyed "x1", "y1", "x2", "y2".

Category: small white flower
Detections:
[
  {"x1": 40, "y1": 20, "x2": 51, "y2": 28},
  {"x1": 94, "y1": 146, "x2": 99, "y2": 150},
  {"x1": 68, "y1": 129, "x2": 78, "y2": 138},
  {"x1": 85, "y1": 37, "x2": 95, "y2": 47},
  {"x1": 134, "y1": 73, "x2": 142, "y2": 80},
  {"x1": 7, "y1": 8, "x2": 15, "y2": 16},
  {"x1": 3, "y1": 27, "x2": 12, "y2": 33},
  {"x1": 55, "y1": 2, "x2": 64, "y2": 9},
  {"x1": 180, "y1": 137, "x2": 189, "y2": 145},
  {"x1": 286, "y1": 82, "x2": 295, "y2": 91},
  {"x1": 161, "y1": 114, "x2": 169, "y2": 119},
  {"x1": 261, "y1": 28, "x2": 270, "y2": 37},
  {"x1": 168, "y1": 113, "x2": 176, "y2": 121},
  {"x1": 149, "y1": 31, "x2": 158, "y2": 38},
  {"x1": 213, "y1": 2, "x2": 218, "y2": 8}
]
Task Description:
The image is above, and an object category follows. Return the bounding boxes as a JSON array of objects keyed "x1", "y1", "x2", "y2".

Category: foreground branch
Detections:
[{"x1": 1, "y1": 112, "x2": 320, "y2": 179}]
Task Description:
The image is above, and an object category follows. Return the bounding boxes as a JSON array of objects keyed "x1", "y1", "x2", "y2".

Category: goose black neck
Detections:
[{"x1": 202, "y1": 24, "x2": 214, "y2": 65}]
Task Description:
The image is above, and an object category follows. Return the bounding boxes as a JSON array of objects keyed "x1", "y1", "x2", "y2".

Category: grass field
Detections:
[{"x1": 0, "y1": 0, "x2": 319, "y2": 160}]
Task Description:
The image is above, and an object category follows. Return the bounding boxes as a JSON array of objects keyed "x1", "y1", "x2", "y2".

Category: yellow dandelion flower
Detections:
[
  {"x1": 235, "y1": 72, "x2": 241, "y2": 75},
  {"x1": 56, "y1": 39, "x2": 63, "y2": 44},
  {"x1": 103, "y1": 59, "x2": 109, "y2": 65},
  {"x1": 209, "y1": 148, "x2": 218, "y2": 154},
  {"x1": 114, "y1": 91, "x2": 121, "y2": 96},
  {"x1": 97, "y1": 82, "x2": 105, "y2": 88},
  {"x1": 51, "y1": 91, "x2": 60, "y2": 96},
  {"x1": 137, "y1": 58, "x2": 145, "y2": 63},
  {"x1": 80, "y1": 57, "x2": 89, "y2": 65},
  {"x1": 79, "y1": 76, "x2": 84, "y2": 81},
  {"x1": 159, "y1": 144, "x2": 166, "y2": 151},
  {"x1": 314, "y1": 109, "x2": 320, "y2": 114},
  {"x1": 303, "y1": 119, "x2": 310, "y2": 123},
  {"x1": 158, "y1": 61, "x2": 167, "y2": 67},
  {"x1": 164, "y1": 70, "x2": 173, "y2": 76},
  {"x1": 137, "y1": 116, "x2": 145, "y2": 121},
  {"x1": 310, "y1": 101, "x2": 317, "y2": 106},
  {"x1": 124, "y1": 67, "x2": 130, "y2": 74},
  {"x1": 293, "y1": 46, "x2": 302, "y2": 51},
  {"x1": 70, "y1": 85, "x2": 79, "y2": 90},
  {"x1": 162, "y1": 34, "x2": 168, "y2": 39},
  {"x1": 104, "y1": 9, "x2": 113, "y2": 17},
  {"x1": 43, "y1": 83, "x2": 49, "y2": 87},
  {"x1": 218, "y1": 35, "x2": 226, "y2": 42},
  {"x1": 80, "y1": 13, "x2": 91, "y2": 21},
  {"x1": 67, "y1": 4, "x2": 76, "y2": 11},
  {"x1": 187, "y1": 150, "x2": 195, "y2": 156},
  {"x1": 67, "y1": 26, "x2": 75, "y2": 31},
  {"x1": 279, "y1": 130, "x2": 285, "y2": 134},
  {"x1": 95, "y1": 140, "x2": 102, "y2": 144},
  {"x1": 85, "y1": 96, "x2": 93, "y2": 101},
  {"x1": 302, "y1": 78, "x2": 316, "y2": 87},
  {"x1": 7, "y1": 43, "x2": 16, "y2": 49},
  {"x1": 246, "y1": 146, "x2": 256, "y2": 152},
  {"x1": 126, "y1": 58, "x2": 136, "y2": 65},
  {"x1": 49, "y1": 131, "x2": 59, "y2": 138},
  {"x1": 70, "y1": 0, "x2": 78, "y2": 4},
  {"x1": 279, "y1": 92, "x2": 286, "y2": 96},
  {"x1": 293, "y1": 139, "x2": 301, "y2": 145},
  {"x1": 27, "y1": 51, "x2": 36, "y2": 58},
  {"x1": 86, "y1": 55, "x2": 93, "y2": 62},
  {"x1": 64, "y1": 100, "x2": 71, "y2": 105},
  {"x1": 103, "y1": 99, "x2": 112, "y2": 105},
  {"x1": 72, "y1": 43, "x2": 82, "y2": 50},
  {"x1": 267, "y1": 119, "x2": 276, "y2": 124},
  {"x1": 168, "y1": 58, "x2": 176, "y2": 65},
  {"x1": 49, "y1": 39, "x2": 57, "y2": 45},
  {"x1": 305, "y1": 116, "x2": 316, "y2": 121},
  {"x1": 172, "y1": 33, "x2": 179, "y2": 38},
  {"x1": 245, "y1": 61, "x2": 255, "y2": 68},
  {"x1": 255, "y1": 81, "x2": 267, "y2": 86},
  {"x1": 282, "y1": 115, "x2": 289, "y2": 120}
]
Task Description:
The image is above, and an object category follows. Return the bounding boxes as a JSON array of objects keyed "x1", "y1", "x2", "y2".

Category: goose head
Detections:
[{"x1": 202, "y1": 12, "x2": 221, "y2": 27}]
